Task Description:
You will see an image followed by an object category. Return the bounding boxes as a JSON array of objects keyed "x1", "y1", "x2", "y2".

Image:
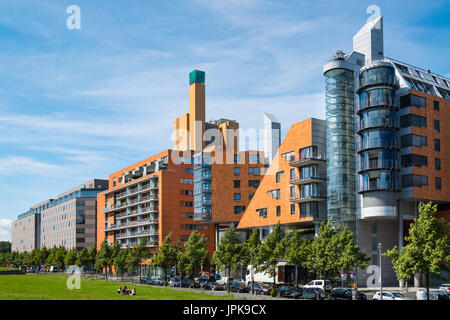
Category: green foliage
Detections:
[
  {"x1": 95, "y1": 240, "x2": 112, "y2": 275},
  {"x1": 154, "y1": 233, "x2": 181, "y2": 279},
  {"x1": 178, "y1": 231, "x2": 209, "y2": 277},
  {"x1": 212, "y1": 226, "x2": 245, "y2": 292},
  {"x1": 64, "y1": 248, "x2": 78, "y2": 266},
  {"x1": 256, "y1": 223, "x2": 285, "y2": 285},
  {"x1": 384, "y1": 201, "x2": 450, "y2": 299},
  {"x1": 0, "y1": 241, "x2": 11, "y2": 253},
  {"x1": 76, "y1": 248, "x2": 90, "y2": 270}
]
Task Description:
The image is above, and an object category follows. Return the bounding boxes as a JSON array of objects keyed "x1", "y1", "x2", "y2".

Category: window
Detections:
[
  {"x1": 180, "y1": 213, "x2": 194, "y2": 219},
  {"x1": 435, "y1": 139, "x2": 440, "y2": 151},
  {"x1": 267, "y1": 189, "x2": 280, "y2": 200},
  {"x1": 401, "y1": 174, "x2": 428, "y2": 187},
  {"x1": 257, "y1": 208, "x2": 267, "y2": 219},
  {"x1": 248, "y1": 193, "x2": 254, "y2": 200},
  {"x1": 248, "y1": 167, "x2": 260, "y2": 175},
  {"x1": 290, "y1": 169, "x2": 296, "y2": 180},
  {"x1": 401, "y1": 134, "x2": 427, "y2": 148},
  {"x1": 434, "y1": 120, "x2": 440, "y2": 132},
  {"x1": 401, "y1": 154, "x2": 427, "y2": 167},
  {"x1": 248, "y1": 153, "x2": 260, "y2": 164},
  {"x1": 180, "y1": 190, "x2": 193, "y2": 196},
  {"x1": 234, "y1": 206, "x2": 246, "y2": 214},
  {"x1": 181, "y1": 201, "x2": 193, "y2": 207},
  {"x1": 434, "y1": 100, "x2": 440, "y2": 111},
  {"x1": 180, "y1": 178, "x2": 193, "y2": 184},
  {"x1": 276, "y1": 171, "x2": 284, "y2": 183},
  {"x1": 234, "y1": 154, "x2": 240, "y2": 164},
  {"x1": 234, "y1": 180, "x2": 241, "y2": 188},
  {"x1": 290, "y1": 204, "x2": 295, "y2": 215},
  {"x1": 290, "y1": 186, "x2": 296, "y2": 198},
  {"x1": 435, "y1": 158, "x2": 441, "y2": 171},
  {"x1": 234, "y1": 193, "x2": 241, "y2": 201},
  {"x1": 300, "y1": 202, "x2": 318, "y2": 218},
  {"x1": 234, "y1": 167, "x2": 240, "y2": 176},
  {"x1": 185, "y1": 168, "x2": 194, "y2": 174},
  {"x1": 436, "y1": 178, "x2": 442, "y2": 190},
  {"x1": 113, "y1": 178, "x2": 116, "y2": 187},
  {"x1": 400, "y1": 94, "x2": 426, "y2": 108},
  {"x1": 400, "y1": 114, "x2": 426, "y2": 128},
  {"x1": 276, "y1": 206, "x2": 281, "y2": 217},
  {"x1": 248, "y1": 180, "x2": 260, "y2": 188}
]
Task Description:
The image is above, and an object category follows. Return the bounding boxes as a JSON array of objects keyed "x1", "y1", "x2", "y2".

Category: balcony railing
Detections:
[
  {"x1": 288, "y1": 154, "x2": 326, "y2": 167},
  {"x1": 289, "y1": 192, "x2": 326, "y2": 203},
  {"x1": 116, "y1": 230, "x2": 159, "y2": 239},
  {"x1": 289, "y1": 176, "x2": 326, "y2": 185}
]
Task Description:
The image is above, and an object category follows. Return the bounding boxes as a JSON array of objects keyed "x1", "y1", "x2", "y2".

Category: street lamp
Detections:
[
  {"x1": 378, "y1": 243, "x2": 382, "y2": 300},
  {"x1": 250, "y1": 248, "x2": 254, "y2": 295}
]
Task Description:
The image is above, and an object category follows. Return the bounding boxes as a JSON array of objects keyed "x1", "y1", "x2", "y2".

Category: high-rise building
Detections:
[
  {"x1": 11, "y1": 179, "x2": 108, "y2": 252},
  {"x1": 324, "y1": 16, "x2": 450, "y2": 286},
  {"x1": 237, "y1": 118, "x2": 327, "y2": 240},
  {"x1": 263, "y1": 113, "x2": 281, "y2": 165},
  {"x1": 97, "y1": 150, "x2": 215, "y2": 255}
]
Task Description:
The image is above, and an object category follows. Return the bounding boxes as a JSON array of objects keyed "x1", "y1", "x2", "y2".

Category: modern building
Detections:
[
  {"x1": 97, "y1": 150, "x2": 216, "y2": 255},
  {"x1": 263, "y1": 113, "x2": 281, "y2": 165},
  {"x1": 11, "y1": 179, "x2": 108, "y2": 252},
  {"x1": 237, "y1": 118, "x2": 327, "y2": 240},
  {"x1": 324, "y1": 16, "x2": 450, "y2": 286}
]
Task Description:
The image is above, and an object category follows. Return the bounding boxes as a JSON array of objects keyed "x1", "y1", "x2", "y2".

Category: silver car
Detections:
[{"x1": 372, "y1": 291, "x2": 411, "y2": 300}]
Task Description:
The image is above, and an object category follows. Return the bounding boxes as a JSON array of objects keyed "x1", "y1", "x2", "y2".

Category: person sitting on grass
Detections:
[
  {"x1": 117, "y1": 287, "x2": 122, "y2": 295},
  {"x1": 122, "y1": 286, "x2": 128, "y2": 295},
  {"x1": 131, "y1": 288, "x2": 136, "y2": 296}
]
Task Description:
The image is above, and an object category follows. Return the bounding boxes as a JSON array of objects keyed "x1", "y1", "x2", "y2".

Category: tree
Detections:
[
  {"x1": 284, "y1": 231, "x2": 311, "y2": 287},
  {"x1": 154, "y1": 233, "x2": 181, "y2": 282},
  {"x1": 35, "y1": 247, "x2": 49, "y2": 266},
  {"x1": 54, "y1": 246, "x2": 67, "y2": 272},
  {"x1": 256, "y1": 223, "x2": 285, "y2": 290},
  {"x1": 76, "y1": 248, "x2": 90, "y2": 273},
  {"x1": 114, "y1": 248, "x2": 128, "y2": 281},
  {"x1": 338, "y1": 227, "x2": 370, "y2": 287},
  {"x1": 126, "y1": 247, "x2": 141, "y2": 283},
  {"x1": 384, "y1": 201, "x2": 450, "y2": 300},
  {"x1": 0, "y1": 241, "x2": 11, "y2": 253},
  {"x1": 95, "y1": 240, "x2": 112, "y2": 279},
  {"x1": 65, "y1": 248, "x2": 78, "y2": 266},
  {"x1": 110, "y1": 241, "x2": 121, "y2": 278},
  {"x1": 304, "y1": 220, "x2": 342, "y2": 296},
  {"x1": 88, "y1": 244, "x2": 97, "y2": 272},
  {"x1": 135, "y1": 238, "x2": 150, "y2": 282},
  {"x1": 178, "y1": 231, "x2": 209, "y2": 278},
  {"x1": 212, "y1": 226, "x2": 244, "y2": 292}
]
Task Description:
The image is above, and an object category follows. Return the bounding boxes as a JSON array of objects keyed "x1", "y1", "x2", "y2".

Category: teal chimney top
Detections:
[{"x1": 189, "y1": 70, "x2": 205, "y2": 85}]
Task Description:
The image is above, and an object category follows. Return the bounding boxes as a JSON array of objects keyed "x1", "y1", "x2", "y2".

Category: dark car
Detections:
[
  {"x1": 230, "y1": 281, "x2": 249, "y2": 293},
  {"x1": 330, "y1": 288, "x2": 367, "y2": 301},
  {"x1": 278, "y1": 286, "x2": 297, "y2": 298},
  {"x1": 203, "y1": 282, "x2": 225, "y2": 291},
  {"x1": 250, "y1": 283, "x2": 271, "y2": 295},
  {"x1": 148, "y1": 277, "x2": 164, "y2": 286},
  {"x1": 198, "y1": 275, "x2": 215, "y2": 285},
  {"x1": 301, "y1": 287, "x2": 325, "y2": 300},
  {"x1": 169, "y1": 276, "x2": 181, "y2": 287},
  {"x1": 140, "y1": 277, "x2": 149, "y2": 284},
  {"x1": 181, "y1": 276, "x2": 200, "y2": 288}
]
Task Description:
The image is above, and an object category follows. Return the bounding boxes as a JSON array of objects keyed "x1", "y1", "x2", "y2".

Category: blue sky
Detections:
[{"x1": 0, "y1": 0, "x2": 449, "y2": 240}]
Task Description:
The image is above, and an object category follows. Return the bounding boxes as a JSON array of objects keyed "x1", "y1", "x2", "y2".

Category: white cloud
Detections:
[{"x1": 0, "y1": 219, "x2": 12, "y2": 242}]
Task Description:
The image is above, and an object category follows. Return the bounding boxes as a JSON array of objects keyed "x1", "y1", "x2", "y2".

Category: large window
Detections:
[
  {"x1": 401, "y1": 134, "x2": 427, "y2": 148},
  {"x1": 361, "y1": 170, "x2": 396, "y2": 191},
  {"x1": 361, "y1": 150, "x2": 396, "y2": 170},
  {"x1": 234, "y1": 167, "x2": 240, "y2": 176},
  {"x1": 401, "y1": 174, "x2": 428, "y2": 188},
  {"x1": 300, "y1": 165, "x2": 319, "y2": 179},
  {"x1": 361, "y1": 129, "x2": 396, "y2": 149},
  {"x1": 248, "y1": 167, "x2": 260, "y2": 175},
  {"x1": 359, "y1": 88, "x2": 395, "y2": 108},
  {"x1": 400, "y1": 114, "x2": 426, "y2": 128},
  {"x1": 300, "y1": 183, "x2": 320, "y2": 198},
  {"x1": 300, "y1": 146, "x2": 318, "y2": 160},
  {"x1": 400, "y1": 94, "x2": 426, "y2": 108},
  {"x1": 401, "y1": 154, "x2": 428, "y2": 168},
  {"x1": 300, "y1": 202, "x2": 319, "y2": 218},
  {"x1": 248, "y1": 180, "x2": 260, "y2": 188},
  {"x1": 361, "y1": 109, "x2": 396, "y2": 129},
  {"x1": 360, "y1": 67, "x2": 395, "y2": 87},
  {"x1": 257, "y1": 208, "x2": 267, "y2": 219}
]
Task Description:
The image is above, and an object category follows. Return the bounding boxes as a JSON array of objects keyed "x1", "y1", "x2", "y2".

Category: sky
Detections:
[{"x1": 0, "y1": 0, "x2": 449, "y2": 241}]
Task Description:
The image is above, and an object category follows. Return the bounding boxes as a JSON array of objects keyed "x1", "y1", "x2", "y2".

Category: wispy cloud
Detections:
[{"x1": 0, "y1": 219, "x2": 12, "y2": 241}]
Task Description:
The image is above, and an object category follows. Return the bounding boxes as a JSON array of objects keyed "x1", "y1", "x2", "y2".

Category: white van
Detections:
[{"x1": 303, "y1": 280, "x2": 332, "y2": 292}]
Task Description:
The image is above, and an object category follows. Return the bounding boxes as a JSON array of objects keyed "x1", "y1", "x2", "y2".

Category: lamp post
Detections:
[
  {"x1": 250, "y1": 248, "x2": 254, "y2": 295},
  {"x1": 378, "y1": 243, "x2": 382, "y2": 300}
]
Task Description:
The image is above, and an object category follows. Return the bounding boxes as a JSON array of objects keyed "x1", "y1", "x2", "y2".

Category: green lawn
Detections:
[
  {"x1": 0, "y1": 274, "x2": 243, "y2": 300},
  {"x1": 0, "y1": 267, "x2": 19, "y2": 271}
]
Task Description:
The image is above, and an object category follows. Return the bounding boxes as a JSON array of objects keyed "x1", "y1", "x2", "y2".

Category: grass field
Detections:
[
  {"x1": 0, "y1": 267, "x2": 19, "y2": 271},
  {"x1": 0, "y1": 274, "x2": 243, "y2": 300}
]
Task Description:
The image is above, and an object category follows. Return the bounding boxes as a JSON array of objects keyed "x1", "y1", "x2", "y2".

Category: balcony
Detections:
[
  {"x1": 104, "y1": 219, "x2": 159, "y2": 232},
  {"x1": 115, "y1": 207, "x2": 158, "y2": 220},
  {"x1": 116, "y1": 230, "x2": 159, "y2": 240},
  {"x1": 289, "y1": 176, "x2": 326, "y2": 185},
  {"x1": 288, "y1": 154, "x2": 326, "y2": 167},
  {"x1": 289, "y1": 193, "x2": 326, "y2": 203}
]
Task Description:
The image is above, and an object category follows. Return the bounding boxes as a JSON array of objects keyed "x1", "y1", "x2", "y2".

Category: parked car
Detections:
[
  {"x1": 331, "y1": 288, "x2": 367, "y2": 300},
  {"x1": 49, "y1": 266, "x2": 59, "y2": 273},
  {"x1": 234, "y1": 278, "x2": 245, "y2": 284},
  {"x1": 277, "y1": 286, "x2": 302, "y2": 299},
  {"x1": 230, "y1": 281, "x2": 249, "y2": 293},
  {"x1": 302, "y1": 287, "x2": 325, "y2": 300},
  {"x1": 372, "y1": 291, "x2": 409, "y2": 300},
  {"x1": 203, "y1": 281, "x2": 225, "y2": 291},
  {"x1": 169, "y1": 276, "x2": 181, "y2": 287},
  {"x1": 197, "y1": 275, "x2": 215, "y2": 285},
  {"x1": 303, "y1": 279, "x2": 332, "y2": 292},
  {"x1": 416, "y1": 290, "x2": 450, "y2": 300},
  {"x1": 148, "y1": 277, "x2": 164, "y2": 286},
  {"x1": 250, "y1": 283, "x2": 271, "y2": 295},
  {"x1": 439, "y1": 283, "x2": 450, "y2": 293},
  {"x1": 181, "y1": 276, "x2": 199, "y2": 288}
]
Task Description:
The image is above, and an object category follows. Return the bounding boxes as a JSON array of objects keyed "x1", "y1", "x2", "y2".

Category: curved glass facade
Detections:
[
  {"x1": 361, "y1": 128, "x2": 396, "y2": 149},
  {"x1": 360, "y1": 66, "x2": 396, "y2": 87},
  {"x1": 325, "y1": 66, "x2": 356, "y2": 231},
  {"x1": 359, "y1": 87, "x2": 395, "y2": 109},
  {"x1": 361, "y1": 149, "x2": 396, "y2": 170},
  {"x1": 360, "y1": 109, "x2": 396, "y2": 130},
  {"x1": 357, "y1": 63, "x2": 398, "y2": 193}
]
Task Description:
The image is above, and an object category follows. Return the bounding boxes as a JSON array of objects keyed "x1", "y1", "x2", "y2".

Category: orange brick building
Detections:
[
  {"x1": 237, "y1": 118, "x2": 327, "y2": 239},
  {"x1": 97, "y1": 149, "x2": 215, "y2": 255}
]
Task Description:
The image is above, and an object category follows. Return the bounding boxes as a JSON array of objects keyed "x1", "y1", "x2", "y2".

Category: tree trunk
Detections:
[
  {"x1": 426, "y1": 271, "x2": 430, "y2": 301},
  {"x1": 227, "y1": 266, "x2": 231, "y2": 293}
]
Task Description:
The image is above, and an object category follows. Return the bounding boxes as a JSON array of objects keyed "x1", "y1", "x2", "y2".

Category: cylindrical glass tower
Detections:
[
  {"x1": 357, "y1": 61, "x2": 399, "y2": 218},
  {"x1": 323, "y1": 53, "x2": 357, "y2": 233}
]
